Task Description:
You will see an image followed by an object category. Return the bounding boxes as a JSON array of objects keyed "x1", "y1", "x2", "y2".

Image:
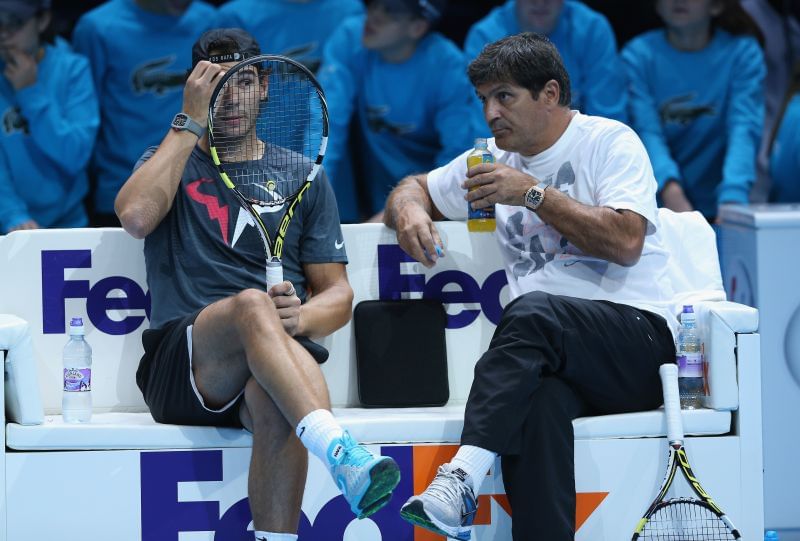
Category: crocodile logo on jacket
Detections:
[
  {"x1": 281, "y1": 42, "x2": 321, "y2": 74},
  {"x1": 131, "y1": 56, "x2": 186, "y2": 96},
  {"x1": 659, "y1": 94, "x2": 716, "y2": 126},
  {"x1": 2, "y1": 106, "x2": 29, "y2": 135},
  {"x1": 366, "y1": 105, "x2": 415, "y2": 135}
]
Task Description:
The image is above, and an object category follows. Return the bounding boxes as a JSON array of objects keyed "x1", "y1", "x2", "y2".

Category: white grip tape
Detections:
[
  {"x1": 266, "y1": 258, "x2": 284, "y2": 292},
  {"x1": 659, "y1": 363, "x2": 684, "y2": 444}
]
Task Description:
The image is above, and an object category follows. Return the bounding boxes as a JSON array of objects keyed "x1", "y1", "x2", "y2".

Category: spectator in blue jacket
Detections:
[
  {"x1": 622, "y1": 0, "x2": 766, "y2": 221},
  {"x1": 768, "y1": 61, "x2": 800, "y2": 203},
  {"x1": 72, "y1": 0, "x2": 228, "y2": 226},
  {"x1": 317, "y1": 0, "x2": 477, "y2": 222},
  {"x1": 219, "y1": 0, "x2": 364, "y2": 74},
  {"x1": 0, "y1": 0, "x2": 99, "y2": 233},
  {"x1": 741, "y1": 0, "x2": 800, "y2": 201},
  {"x1": 464, "y1": 0, "x2": 628, "y2": 127}
]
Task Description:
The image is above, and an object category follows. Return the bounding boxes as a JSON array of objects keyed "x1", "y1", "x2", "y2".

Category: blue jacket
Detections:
[
  {"x1": 0, "y1": 38, "x2": 99, "y2": 232},
  {"x1": 623, "y1": 29, "x2": 765, "y2": 218},
  {"x1": 319, "y1": 16, "x2": 477, "y2": 221},
  {"x1": 769, "y1": 93, "x2": 800, "y2": 203},
  {"x1": 464, "y1": 0, "x2": 627, "y2": 125},
  {"x1": 219, "y1": 0, "x2": 364, "y2": 73},
  {"x1": 72, "y1": 0, "x2": 225, "y2": 214}
]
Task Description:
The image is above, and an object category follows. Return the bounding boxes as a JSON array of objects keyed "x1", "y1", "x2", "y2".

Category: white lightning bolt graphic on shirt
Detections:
[{"x1": 231, "y1": 184, "x2": 285, "y2": 247}]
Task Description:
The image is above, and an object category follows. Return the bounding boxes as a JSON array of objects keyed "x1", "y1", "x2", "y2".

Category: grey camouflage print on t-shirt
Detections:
[{"x1": 507, "y1": 161, "x2": 576, "y2": 279}]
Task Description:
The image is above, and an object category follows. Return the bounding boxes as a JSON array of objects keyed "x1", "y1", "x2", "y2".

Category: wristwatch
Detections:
[
  {"x1": 524, "y1": 184, "x2": 547, "y2": 211},
  {"x1": 171, "y1": 112, "x2": 205, "y2": 138}
]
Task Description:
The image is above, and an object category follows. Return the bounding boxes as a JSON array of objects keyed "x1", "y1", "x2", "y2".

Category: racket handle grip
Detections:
[
  {"x1": 266, "y1": 257, "x2": 283, "y2": 292},
  {"x1": 659, "y1": 363, "x2": 684, "y2": 445}
]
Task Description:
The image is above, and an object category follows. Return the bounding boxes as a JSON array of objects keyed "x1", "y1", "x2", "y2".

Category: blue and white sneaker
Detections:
[
  {"x1": 328, "y1": 430, "x2": 401, "y2": 519},
  {"x1": 400, "y1": 464, "x2": 477, "y2": 541}
]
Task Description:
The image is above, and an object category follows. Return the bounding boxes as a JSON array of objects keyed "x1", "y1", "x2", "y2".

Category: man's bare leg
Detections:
[
  {"x1": 190, "y1": 288, "x2": 329, "y2": 425},
  {"x1": 239, "y1": 378, "x2": 308, "y2": 534},
  {"x1": 186, "y1": 289, "x2": 400, "y2": 520}
]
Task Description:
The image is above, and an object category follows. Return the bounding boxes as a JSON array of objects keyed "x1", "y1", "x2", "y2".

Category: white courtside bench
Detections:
[{"x1": 0, "y1": 212, "x2": 762, "y2": 540}]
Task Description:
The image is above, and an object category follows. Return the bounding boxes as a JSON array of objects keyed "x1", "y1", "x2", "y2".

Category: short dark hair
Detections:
[
  {"x1": 191, "y1": 28, "x2": 261, "y2": 71},
  {"x1": 186, "y1": 28, "x2": 262, "y2": 82},
  {"x1": 467, "y1": 32, "x2": 571, "y2": 107}
]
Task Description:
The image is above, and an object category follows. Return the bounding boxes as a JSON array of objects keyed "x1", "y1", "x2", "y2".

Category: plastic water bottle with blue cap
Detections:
[{"x1": 62, "y1": 317, "x2": 92, "y2": 423}]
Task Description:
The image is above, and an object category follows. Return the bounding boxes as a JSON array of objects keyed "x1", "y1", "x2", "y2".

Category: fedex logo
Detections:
[
  {"x1": 141, "y1": 447, "x2": 417, "y2": 541},
  {"x1": 39, "y1": 244, "x2": 506, "y2": 335},
  {"x1": 41, "y1": 249, "x2": 151, "y2": 335},
  {"x1": 377, "y1": 244, "x2": 508, "y2": 328}
]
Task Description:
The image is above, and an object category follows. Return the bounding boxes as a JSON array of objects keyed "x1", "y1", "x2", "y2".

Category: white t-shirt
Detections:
[{"x1": 428, "y1": 112, "x2": 677, "y2": 336}]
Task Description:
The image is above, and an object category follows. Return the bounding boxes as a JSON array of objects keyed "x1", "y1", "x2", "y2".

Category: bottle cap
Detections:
[
  {"x1": 69, "y1": 317, "x2": 85, "y2": 336},
  {"x1": 474, "y1": 137, "x2": 488, "y2": 148},
  {"x1": 682, "y1": 305, "x2": 694, "y2": 313},
  {"x1": 765, "y1": 531, "x2": 779, "y2": 540}
]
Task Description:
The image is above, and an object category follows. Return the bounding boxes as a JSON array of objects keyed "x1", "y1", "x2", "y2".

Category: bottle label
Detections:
[
  {"x1": 677, "y1": 353, "x2": 703, "y2": 377},
  {"x1": 467, "y1": 153, "x2": 496, "y2": 221},
  {"x1": 63, "y1": 368, "x2": 91, "y2": 392},
  {"x1": 468, "y1": 202, "x2": 495, "y2": 220}
]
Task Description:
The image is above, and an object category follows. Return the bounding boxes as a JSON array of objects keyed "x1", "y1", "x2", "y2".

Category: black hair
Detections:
[
  {"x1": 467, "y1": 32, "x2": 571, "y2": 106},
  {"x1": 37, "y1": 7, "x2": 55, "y2": 44},
  {"x1": 184, "y1": 36, "x2": 265, "y2": 83},
  {"x1": 202, "y1": 36, "x2": 245, "y2": 62}
]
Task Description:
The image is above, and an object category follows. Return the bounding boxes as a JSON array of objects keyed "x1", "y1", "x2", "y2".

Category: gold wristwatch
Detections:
[{"x1": 524, "y1": 184, "x2": 547, "y2": 211}]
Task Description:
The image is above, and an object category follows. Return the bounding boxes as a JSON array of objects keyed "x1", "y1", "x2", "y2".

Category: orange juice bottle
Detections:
[{"x1": 466, "y1": 138, "x2": 496, "y2": 232}]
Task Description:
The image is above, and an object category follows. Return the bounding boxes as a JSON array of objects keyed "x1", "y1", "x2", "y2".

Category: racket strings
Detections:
[
  {"x1": 210, "y1": 59, "x2": 324, "y2": 206},
  {"x1": 640, "y1": 500, "x2": 736, "y2": 540}
]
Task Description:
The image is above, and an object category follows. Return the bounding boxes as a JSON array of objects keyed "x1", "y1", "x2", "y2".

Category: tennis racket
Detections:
[
  {"x1": 631, "y1": 363, "x2": 740, "y2": 540},
  {"x1": 207, "y1": 54, "x2": 328, "y2": 291}
]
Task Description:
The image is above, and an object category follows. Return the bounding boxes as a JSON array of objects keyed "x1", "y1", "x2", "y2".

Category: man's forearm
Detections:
[
  {"x1": 384, "y1": 174, "x2": 437, "y2": 229},
  {"x1": 115, "y1": 130, "x2": 198, "y2": 239},
  {"x1": 536, "y1": 187, "x2": 646, "y2": 267},
  {"x1": 298, "y1": 282, "x2": 354, "y2": 338}
]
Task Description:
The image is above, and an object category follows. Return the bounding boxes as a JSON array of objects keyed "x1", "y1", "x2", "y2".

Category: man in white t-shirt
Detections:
[{"x1": 383, "y1": 32, "x2": 677, "y2": 541}]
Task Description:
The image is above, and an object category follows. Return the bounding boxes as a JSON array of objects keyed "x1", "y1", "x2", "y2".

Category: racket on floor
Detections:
[
  {"x1": 207, "y1": 54, "x2": 328, "y2": 291},
  {"x1": 631, "y1": 363, "x2": 740, "y2": 540}
]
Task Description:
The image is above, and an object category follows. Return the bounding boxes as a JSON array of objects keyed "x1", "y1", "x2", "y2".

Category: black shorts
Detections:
[{"x1": 136, "y1": 309, "x2": 330, "y2": 428}]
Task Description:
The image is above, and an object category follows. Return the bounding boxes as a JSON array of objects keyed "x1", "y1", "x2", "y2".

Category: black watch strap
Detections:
[{"x1": 171, "y1": 112, "x2": 205, "y2": 138}]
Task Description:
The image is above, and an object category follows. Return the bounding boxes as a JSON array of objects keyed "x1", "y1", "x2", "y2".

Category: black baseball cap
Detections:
[
  {"x1": 376, "y1": 0, "x2": 447, "y2": 23},
  {"x1": 191, "y1": 28, "x2": 260, "y2": 70}
]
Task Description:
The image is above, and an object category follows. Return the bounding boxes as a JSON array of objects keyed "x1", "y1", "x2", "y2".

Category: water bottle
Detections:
[
  {"x1": 466, "y1": 138, "x2": 496, "y2": 233},
  {"x1": 765, "y1": 530, "x2": 779, "y2": 541},
  {"x1": 677, "y1": 305, "x2": 703, "y2": 409},
  {"x1": 62, "y1": 317, "x2": 92, "y2": 423}
]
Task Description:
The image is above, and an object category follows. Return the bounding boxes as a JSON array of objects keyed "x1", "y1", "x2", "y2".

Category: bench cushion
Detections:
[{"x1": 6, "y1": 406, "x2": 731, "y2": 450}]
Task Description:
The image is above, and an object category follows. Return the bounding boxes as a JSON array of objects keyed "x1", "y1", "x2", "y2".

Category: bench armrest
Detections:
[
  {"x1": 694, "y1": 301, "x2": 758, "y2": 410},
  {"x1": 1, "y1": 315, "x2": 44, "y2": 425}
]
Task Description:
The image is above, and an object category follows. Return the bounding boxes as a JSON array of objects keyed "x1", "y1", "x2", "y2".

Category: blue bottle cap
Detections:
[
  {"x1": 682, "y1": 305, "x2": 694, "y2": 313},
  {"x1": 70, "y1": 317, "x2": 83, "y2": 327},
  {"x1": 765, "y1": 531, "x2": 779, "y2": 540}
]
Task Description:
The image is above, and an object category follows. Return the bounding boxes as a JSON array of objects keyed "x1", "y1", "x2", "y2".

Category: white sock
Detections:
[
  {"x1": 253, "y1": 532, "x2": 297, "y2": 541},
  {"x1": 451, "y1": 445, "x2": 497, "y2": 494},
  {"x1": 296, "y1": 409, "x2": 344, "y2": 466}
]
